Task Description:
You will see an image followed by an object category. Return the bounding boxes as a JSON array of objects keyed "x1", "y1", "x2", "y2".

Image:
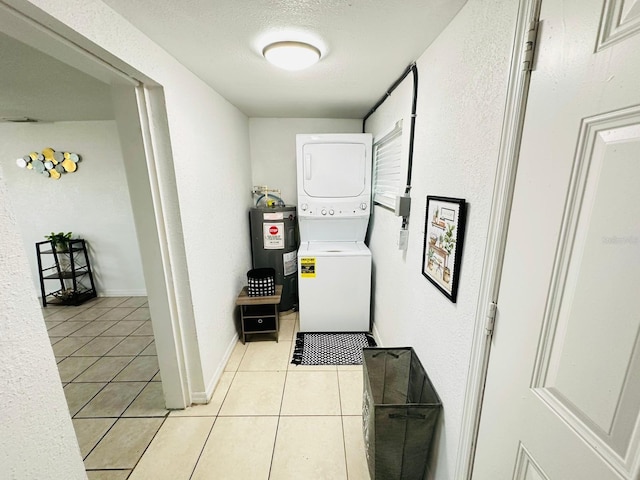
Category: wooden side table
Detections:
[{"x1": 236, "y1": 285, "x2": 282, "y2": 344}]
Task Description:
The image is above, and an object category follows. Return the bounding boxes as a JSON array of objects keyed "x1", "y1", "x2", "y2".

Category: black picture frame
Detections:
[{"x1": 422, "y1": 196, "x2": 467, "y2": 303}]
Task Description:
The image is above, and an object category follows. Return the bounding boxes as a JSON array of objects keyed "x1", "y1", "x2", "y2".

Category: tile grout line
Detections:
[
  {"x1": 186, "y1": 350, "x2": 243, "y2": 479},
  {"x1": 80, "y1": 416, "x2": 119, "y2": 463},
  {"x1": 45, "y1": 298, "x2": 165, "y2": 477},
  {"x1": 73, "y1": 306, "x2": 364, "y2": 478},
  {"x1": 71, "y1": 352, "x2": 137, "y2": 385},
  {"x1": 73, "y1": 360, "x2": 157, "y2": 418},
  {"x1": 124, "y1": 415, "x2": 168, "y2": 479},
  {"x1": 266, "y1": 311, "x2": 298, "y2": 479},
  {"x1": 185, "y1": 409, "x2": 220, "y2": 480},
  {"x1": 69, "y1": 382, "x2": 109, "y2": 420},
  {"x1": 336, "y1": 368, "x2": 352, "y2": 479},
  {"x1": 116, "y1": 328, "x2": 166, "y2": 478},
  {"x1": 80, "y1": 357, "x2": 164, "y2": 473}
]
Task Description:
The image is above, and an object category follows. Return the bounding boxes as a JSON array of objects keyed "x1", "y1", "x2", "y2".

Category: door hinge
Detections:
[
  {"x1": 485, "y1": 302, "x2": 497, "y2": 336},
  {"x1": 522, "y1": 20, "x2": 539, "y2": 72}
]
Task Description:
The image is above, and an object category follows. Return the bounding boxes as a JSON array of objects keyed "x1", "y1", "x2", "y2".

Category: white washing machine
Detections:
[
  {"x1": 298, "y1": 241, "x2": 371, "y2": 332},
  {"x1": 296, "y1": 133, "x2": 373, "y2": 332}
]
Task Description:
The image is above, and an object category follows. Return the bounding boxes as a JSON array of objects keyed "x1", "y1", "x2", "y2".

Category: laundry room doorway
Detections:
[{"x1": 0, "y1": 3, "x2": 193, "y2": 410}]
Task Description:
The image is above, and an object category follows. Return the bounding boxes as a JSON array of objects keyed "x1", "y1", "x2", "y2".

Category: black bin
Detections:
[{"x1": 362, "y1": 347, "x2": 442, "y2": 480}]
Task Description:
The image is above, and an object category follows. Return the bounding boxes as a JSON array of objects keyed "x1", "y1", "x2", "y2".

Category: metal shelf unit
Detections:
[{"x1": 36, "y1": 239, "x2": 97, "y2": 307}]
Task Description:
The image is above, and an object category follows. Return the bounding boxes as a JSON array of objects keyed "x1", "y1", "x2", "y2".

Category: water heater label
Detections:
[
  {"x1": 263, "y1": 222, "x2": 284, "y2": 249},
  {"x1": 263, "y1": 212, "x2": 284, "y2": 220},
  {"x1": 283, "y1": 251, "x2": 297, "y2": 276},
  {"x1": 300, "y1": 258, "x2": 316, "y2": 278}
]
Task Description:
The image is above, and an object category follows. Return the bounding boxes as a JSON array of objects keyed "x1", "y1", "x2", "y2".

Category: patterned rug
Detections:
[{"x1": 291, "y1": 332, "x2": 377, "y2": 366}]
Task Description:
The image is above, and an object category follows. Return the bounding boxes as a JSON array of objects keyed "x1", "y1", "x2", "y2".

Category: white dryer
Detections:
[{"x1": 296, "y1": 133, "x2": 373, "y2": 332}]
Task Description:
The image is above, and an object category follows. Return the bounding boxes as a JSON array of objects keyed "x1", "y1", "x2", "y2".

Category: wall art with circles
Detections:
[{"x1": 16, "y1": 147, "x2": 81, "y2": 180}]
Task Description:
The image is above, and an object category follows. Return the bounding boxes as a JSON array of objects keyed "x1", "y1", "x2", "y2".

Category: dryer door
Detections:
[{"x1": 301, "y1": 142, "x2": 366, "y2": 198}]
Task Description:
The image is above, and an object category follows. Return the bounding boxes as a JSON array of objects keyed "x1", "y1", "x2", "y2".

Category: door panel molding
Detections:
[
  {"x1": 513, "y1": 443, "x2": 550, "y2": 480},
  {"x1": 596, "y1": 0, "x2": 640, "y2": 51},
  {"x1": 531, "y1": 104, "x2": 640, "y2": 478}
]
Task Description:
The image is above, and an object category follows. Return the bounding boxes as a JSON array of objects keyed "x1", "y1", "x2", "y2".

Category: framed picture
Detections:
[{"x1": 422, "y1": 196, "x2": 467, "y2": 302}]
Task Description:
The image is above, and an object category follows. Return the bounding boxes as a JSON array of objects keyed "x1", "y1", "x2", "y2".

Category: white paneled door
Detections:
[{"x1": 473, "y1": 0, "x2": 640, "y2": 479}]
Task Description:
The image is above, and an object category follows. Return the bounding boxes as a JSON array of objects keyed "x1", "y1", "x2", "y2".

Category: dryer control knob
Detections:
[
  {"x1": 321, "y1": 209, "x2": 327, "y2": 215},
  {"x1": 360, "y1": 203, "x2": 368, "y2": 210},
  {"x1": 301, "y1": 203, "x2": 308, "y2": 211},
  {"x1": 329, "y1": 209, "x2": 335, "y2": 215}
]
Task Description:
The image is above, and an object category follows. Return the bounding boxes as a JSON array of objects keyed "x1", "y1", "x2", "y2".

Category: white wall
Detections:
[
  {"x1": 15, "y1": 0, "x2": 254, "y2": 401},
  {"x1": 249, "y1": 118, "x2": 361, "y2": 204},
  {"x1": 169, "y1": 82, "x2": 252, "y2": 394},
  {"x1": 365, "y1": 0, "x2": 519, "y2": 478},
  {"x1": 0, "y1": 120, "x2": 146, "y2": 297},
  {"x1": 0, "y1": 176, "x2": 87, "y2": 479}
]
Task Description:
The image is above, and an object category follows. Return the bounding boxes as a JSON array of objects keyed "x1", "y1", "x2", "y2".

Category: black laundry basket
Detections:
[
  {"x1": 247, "y1": 267, "x2": 275, "y2": 296},
  {"x1": 362, "y1": 347, "x2": 442, "y2": 480}
]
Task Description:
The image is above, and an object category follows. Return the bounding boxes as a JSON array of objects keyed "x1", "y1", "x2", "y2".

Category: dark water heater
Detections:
[{"x1": 249, "y1": 206, "x2": 299, "y2": 311}]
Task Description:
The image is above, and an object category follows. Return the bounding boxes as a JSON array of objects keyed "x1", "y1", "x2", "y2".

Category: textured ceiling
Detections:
[
  {"x1": 0, "y1": 0, "x2": 467, "y2": 122},
  {"x1": 101, "y1": 0, "x2": 467, "y2": 118}
]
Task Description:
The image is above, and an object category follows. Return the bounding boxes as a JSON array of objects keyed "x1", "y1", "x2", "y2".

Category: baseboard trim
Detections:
[
  {"x1": 98, "y1": 289, "x2": 147, "y2": 297},
  {"x1": 191, "y1": 332, "x2": 240, "y2": 405}
]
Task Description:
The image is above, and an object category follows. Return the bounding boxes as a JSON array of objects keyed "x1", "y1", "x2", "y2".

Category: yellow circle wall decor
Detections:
[{"x1": 16, "y1": 148, "x2": 81, "y2": 180}]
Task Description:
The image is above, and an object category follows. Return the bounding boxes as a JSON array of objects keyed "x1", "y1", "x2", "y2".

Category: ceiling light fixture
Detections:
[{"x1": 262, "y1": 41, "x2": 321, "y2": 71}]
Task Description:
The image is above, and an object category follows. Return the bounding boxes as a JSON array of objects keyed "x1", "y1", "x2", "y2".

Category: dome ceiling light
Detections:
[{"x1": 262, "y1": 41, "x2": 321, "y2": 71}]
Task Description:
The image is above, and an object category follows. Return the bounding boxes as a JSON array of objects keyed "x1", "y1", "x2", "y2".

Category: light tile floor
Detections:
[{"x1": 45, "y1": 297, "x2": 371, "y2": 479}]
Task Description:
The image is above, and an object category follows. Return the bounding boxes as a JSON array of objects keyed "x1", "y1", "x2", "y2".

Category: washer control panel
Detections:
[{"x1": 298, "y1": 200, "x2": 368, "y2": 217}]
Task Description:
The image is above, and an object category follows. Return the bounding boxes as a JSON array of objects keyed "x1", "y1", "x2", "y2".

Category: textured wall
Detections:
[
  {"x1": 6, "y1": 4, "x2": 523, "y2": 476},
  {"x1": 0, "y1": 121, "x2": 146, "y2": 297},
  {"x1": 19, "y1": 0, "x2": 255, "y2": 397},
  {"x1": 0, "y1": 176, "x2": 86, "y2": 479},
  {"x1": 249, "y1": 118, "x2": 361, "y2": 204},
  {"x1": 365, "y1": 0, "x2": 519, "y2": 478}
]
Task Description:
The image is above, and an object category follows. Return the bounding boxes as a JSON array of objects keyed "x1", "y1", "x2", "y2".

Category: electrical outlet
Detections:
[{"x1": 398, "y1": 229, "x2": 409, "y2": 250}]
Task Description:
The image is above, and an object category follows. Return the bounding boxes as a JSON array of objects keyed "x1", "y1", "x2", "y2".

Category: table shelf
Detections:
[{"x1": 236, "y1": 285, "x2": 282, "y2": 344}]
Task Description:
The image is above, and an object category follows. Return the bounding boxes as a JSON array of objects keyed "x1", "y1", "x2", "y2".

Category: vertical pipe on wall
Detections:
[
  {"x1": 405, "y1": 65, "x2": 418, "y2": 193},
  {"x1": 363, "y1": 62, "x2": 418, "y2": 229}
]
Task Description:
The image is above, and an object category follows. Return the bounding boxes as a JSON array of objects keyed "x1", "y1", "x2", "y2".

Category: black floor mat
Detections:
[{"x1": 291, "y1": 332, "x2": 377, "y2": 365}]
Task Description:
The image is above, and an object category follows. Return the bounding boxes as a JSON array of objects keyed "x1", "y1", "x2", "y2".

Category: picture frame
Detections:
[{"x1": 422, "y1": 196, "x2": 467, "y2": 303}]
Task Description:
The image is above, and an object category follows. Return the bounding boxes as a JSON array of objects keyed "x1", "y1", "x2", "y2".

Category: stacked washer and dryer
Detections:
[{"x1": 296, "y1": 133, "x2": 373, "y2": 332}]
